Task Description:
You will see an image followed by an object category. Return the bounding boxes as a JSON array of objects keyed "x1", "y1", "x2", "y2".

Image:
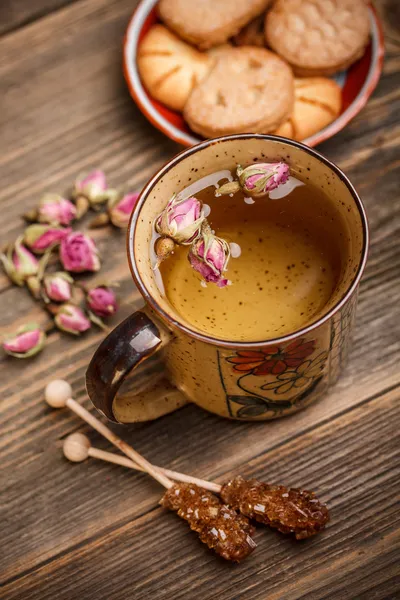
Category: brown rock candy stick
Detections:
[
  {"x1": 62, "y1": 415, "x2": 330, "y2": 541},
  {"x1": 46, "y1": 380, "x2": 256, "y2": 562},
  {"x1": 220, "y1": 476, "x2": 329, "y2": 540},
  {"x1": 160, "y1": 483, "x2": 256, "y2": 562}
]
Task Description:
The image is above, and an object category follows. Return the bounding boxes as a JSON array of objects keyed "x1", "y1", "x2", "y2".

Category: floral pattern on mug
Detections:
[
  {"x1": 226, "y1": 339, "x2": 316, "y2": 376},
  {"x1": 221, "y1": 338, "x2": 329, "y2": 419},
  {"x1": 260, "y1": 351, "x2": 328, "y2": 395}
]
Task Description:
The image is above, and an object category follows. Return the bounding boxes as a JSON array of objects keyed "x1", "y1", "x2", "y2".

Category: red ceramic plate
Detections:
[{"x1": 123, "y1": 0, "x2": 384, "y2": 148}]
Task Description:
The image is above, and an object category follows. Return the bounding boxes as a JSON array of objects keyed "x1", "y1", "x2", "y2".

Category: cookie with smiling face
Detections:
[
  {"x1": 265, "y1": 0, "x2": 370, "y2": 76},
  {"x1": 158, "y1": 0, "x2": 273, "y2": 50},
  {"x1": 183, "y1": 47, "x2": 294, "y2": 137},
  {"x1": 137, "y1": 25, "x2": 212, "y2": 112},
  {"x1": 274, "y1": 77, "x2": 342, "y2": 140}
]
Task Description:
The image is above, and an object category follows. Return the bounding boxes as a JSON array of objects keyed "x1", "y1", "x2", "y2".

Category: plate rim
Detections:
[{"x1": 123, "y1": 0, "x2": 385, "y2": 148}]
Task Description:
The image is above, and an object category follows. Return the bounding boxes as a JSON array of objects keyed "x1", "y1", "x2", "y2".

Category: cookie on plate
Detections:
[
  {"x1": 137, "y1": 24, "x2": 212, "y2": 112},
  {"x1": 274, "y1": 77, "x2": 342, "y2": 140},
  {"x1": 184, "y1": 47, "x2": 294, "y2": 137},
  {"x1": 158, "y1": 0, "x2": 273, "y2": 50},
  {"x1": 265, "y1": 0, "x2": 370, "y2": 76}
]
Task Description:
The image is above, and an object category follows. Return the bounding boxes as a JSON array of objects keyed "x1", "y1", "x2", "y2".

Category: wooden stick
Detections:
[
  {"x1": 63, "y1": 433, "x2": 221, "y2": 493},
  {"x1": 45, "y1": 380, "x2": 172, "y2": 489}
]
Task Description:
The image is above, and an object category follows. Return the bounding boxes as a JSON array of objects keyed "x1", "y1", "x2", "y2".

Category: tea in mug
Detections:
[{"x1": 157, "y1": 171, "x2": 348, "y2": 342}]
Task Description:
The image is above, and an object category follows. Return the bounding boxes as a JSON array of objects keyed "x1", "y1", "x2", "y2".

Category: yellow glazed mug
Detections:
[{"x1": 86, "y1": 135, "x2": 368, "y2": 423}]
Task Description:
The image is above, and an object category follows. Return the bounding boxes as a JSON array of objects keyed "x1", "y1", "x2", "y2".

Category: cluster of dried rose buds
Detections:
[
  {"x1": 153, "y1": 162, "x2": 290, "y2": 288},
  {"x1": 154, "y1": 195, "x2": 231, "y2": 288},
  {"x1": 1, "y1": 170, "x2": 136, "y2": 359}
]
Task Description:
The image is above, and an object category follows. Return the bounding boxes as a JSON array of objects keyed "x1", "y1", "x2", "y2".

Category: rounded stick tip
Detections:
[
  {"x1": 45, "y1": 379, "x2": 72, "y2": 408},
  {"x1": 63, "y1": 433, "x2": 91, "y2": 462}
]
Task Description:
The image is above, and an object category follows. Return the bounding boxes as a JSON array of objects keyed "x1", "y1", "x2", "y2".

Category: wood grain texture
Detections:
[
  {"x1": 2, "y1": 389, "x2": 399, "y2": 599},
  {"x1": 0, "y1": 0, "x2": 78, "y2": 35},
  {"x1": 0, "y1": 0, "x2": 399, "y2": 598}
]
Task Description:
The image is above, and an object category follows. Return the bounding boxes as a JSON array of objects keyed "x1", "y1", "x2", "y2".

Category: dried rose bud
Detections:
[
  {"x1": 154, "y1": 236, "x2": 175, "y2": 263},
  {"x1": 237, "y1": 162, "x2": 290, "y2": 197},
  {"x1": 156, "y1": 195, "x2": 205, "y2": 245},
  {"x1": 23, "y1": 224, "x2": 71, "y2": 254},
  {"x1": 188, "y1": 226, "x2": 231, "y2": 288},
  {"x1": 37, "y1": 193, "x2": 77, "y2": 226},
  {"x1": 108, "y1": 192, "x2": 139, "y2": 228},
  {"x1": 43, "y1": 272, "x2": 74, "y2": 302},
  {"x1": 73, "y1": 169, "x2": 115, "y2": 207},
  {"x1": 60, "y1": 232, "x2": 100, "y2": 273},
  {"x1": 3, "y1": 323, "x2": 46, "y2": 358},
  {"x1": 1, "y1": 236, "x2": 39, "y2": 286},
  {"x1": 54, "y1": 304, "x2": 91, "y2": 335},
  {"x1": 86, "y1": 285, "x2": 117, "y2": 317}
]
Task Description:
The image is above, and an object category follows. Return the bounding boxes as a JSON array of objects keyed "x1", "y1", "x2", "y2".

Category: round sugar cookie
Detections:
[
  {"x1": 184, "y1": 47, "x2": 294, "y2": 137},
  {"x1": 158, "y1": 0, "x2": 273, "y2": 50},
  {"x1": 265, "y1": 0, "x2": 370, "y2": 76}
]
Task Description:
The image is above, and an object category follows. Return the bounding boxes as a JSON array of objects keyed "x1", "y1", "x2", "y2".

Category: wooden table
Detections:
[{"x1": 1, "y1": 1, "x2": 399, "y2": 598}]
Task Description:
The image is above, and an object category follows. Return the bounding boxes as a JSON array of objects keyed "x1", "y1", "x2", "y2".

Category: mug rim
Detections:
[{"x1": 128, "y1": 134, "x2": 369, "y2": 349}]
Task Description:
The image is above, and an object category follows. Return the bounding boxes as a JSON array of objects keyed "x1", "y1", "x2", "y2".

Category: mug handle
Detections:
[{"x1": 85, "y1": 311, "x2": 188, "y2": 423}]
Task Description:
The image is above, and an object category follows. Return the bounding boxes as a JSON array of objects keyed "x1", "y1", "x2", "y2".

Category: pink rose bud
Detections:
[
  {"x1": 156, "y1": 195, "x2": 205, "y2": 245},
  {"x1": 3, "y1": 323, "x2": 46, "y2": 358},
  {"x1": 23, "y1": 224, "x2": 71, "y2": 254},
  {"x1": 188, "y1": 226, "x2": 231, "y2": 288},
  {"x1": 38, "y1": 193, "x2": 77, "y2": 226},
  {"x1": 60, "y1": 232, "x2": 100, "y2": 273},
  {"x1": 109, "y1": 192, "x2": 140, "y2": 228},
  {"x1": 87, "y1": 285, "x2": 117, "y2": 317},
  {"x1": 73, "y1": 169, "x2": 115, "y2": 206},
  {"x1": 237, "y1": 162, "x2": 290, "y2": 197},
  {"x1": 43, "y1": 272, "x2": 73, "y2": 302},
  {"x1": 54, "y1": 304, "x2": 91, "y2": 335},
  {"x1": 1, "y1": 236, "x2": 39, "y2": 286}
]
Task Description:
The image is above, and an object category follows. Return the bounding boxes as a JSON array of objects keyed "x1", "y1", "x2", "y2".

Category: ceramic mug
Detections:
[{"x1": 86, "y1": 134, "x2": 368, "y2": 423}]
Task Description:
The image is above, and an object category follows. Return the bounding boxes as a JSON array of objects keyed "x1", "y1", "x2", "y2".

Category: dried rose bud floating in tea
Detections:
[
  {"x1": 156, "y1": 166, "x2": 347, "y2": 342},
  {"x1": 156, "y1": 194, "x2": 205, "y2": 245},
  {"x1": 218, "y1": 162, "x2": 290, "y2": 198},
  {"x1": 188, "y1": 225, "x2": 231, "y2": 288}
]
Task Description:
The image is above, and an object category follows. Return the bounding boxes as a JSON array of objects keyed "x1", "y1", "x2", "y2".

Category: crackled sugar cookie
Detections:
[
  {"x1": 274, "y1": 77, "x2": 342, "y2": 141},
  {"x1": 184, "y1": 47, "x2": 294, "y2": 137},
  {"x1": 137, "y1": 24, "x2": 212, "y2": 112},
  {"x1": 158, "y1": 0, "x2": 273, "y2": 50},
  {"x1": 265, "y1": 0, "x2": 370, "y2": 76}
]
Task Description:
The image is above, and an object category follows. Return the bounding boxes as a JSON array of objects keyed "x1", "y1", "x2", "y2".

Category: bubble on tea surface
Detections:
[{"x1": 230, "y1": 243, "x2": 242, "y2": 258}]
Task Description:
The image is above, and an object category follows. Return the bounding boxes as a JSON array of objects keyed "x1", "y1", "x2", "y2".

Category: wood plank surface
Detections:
[
  {"x1": 0, "y1": 0, "x2": 399, "y2": 598},
  {"x1": 0, "y1": 0, "x2": 78, "y2": 35},
  {"x1": 3, "y1": 388, "x2": 399, "y2": 599}
]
